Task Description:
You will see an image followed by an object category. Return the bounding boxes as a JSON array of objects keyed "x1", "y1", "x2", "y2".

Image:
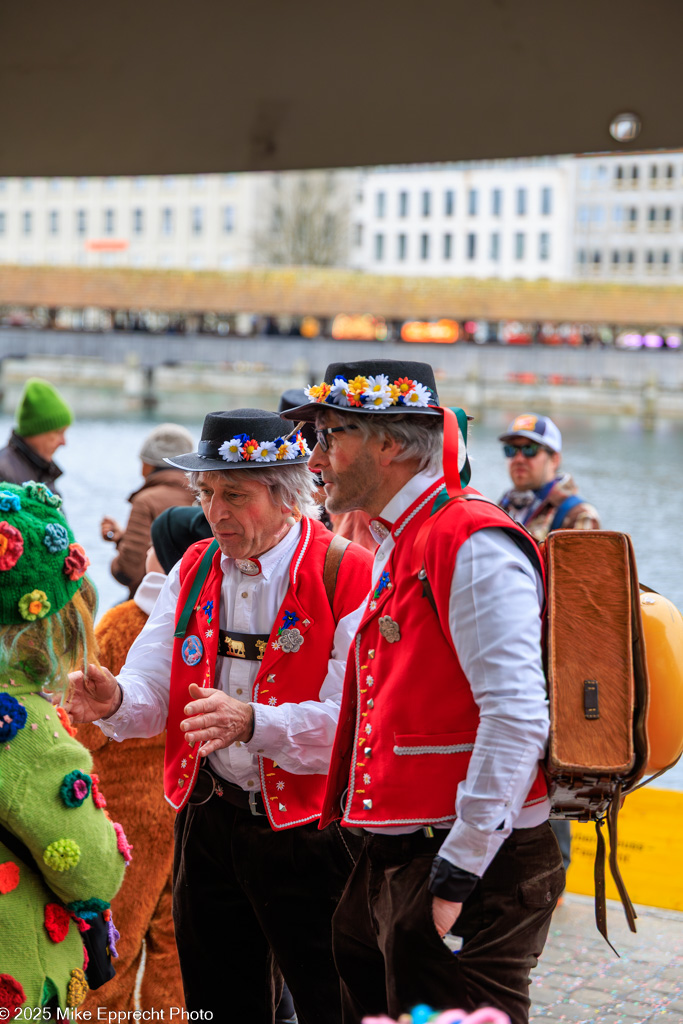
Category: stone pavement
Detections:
[{"x1": 529, "y1": 893, "x2": 683, "y2": 1023}]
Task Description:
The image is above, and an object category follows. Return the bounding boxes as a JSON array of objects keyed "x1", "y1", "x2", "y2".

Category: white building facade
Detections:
[
  {"x1": 572, "y1": 151, "x2": 683, "y2": 283},
  {"x1": 0, "y1": 173, "x2": 258, "y2": 270},
  {"x1": 3, "y1": 153, "x2": 683, "y2": 286},
  {"x1": 350, "y1": 159, "x2": 575, "y2": 280}
]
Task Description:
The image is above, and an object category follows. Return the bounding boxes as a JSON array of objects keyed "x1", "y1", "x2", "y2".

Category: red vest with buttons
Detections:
[
  {"x1": 164, "y1": 517, "x2": 372, "y2": 827},
  {"x1": 319, "y1": 477, "x2": 549, "y2": 830}
]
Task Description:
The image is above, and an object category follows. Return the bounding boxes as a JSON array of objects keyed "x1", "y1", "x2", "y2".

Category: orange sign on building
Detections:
[{"x1": 400, "y1": 319, "x2": 459, "y2": 343}]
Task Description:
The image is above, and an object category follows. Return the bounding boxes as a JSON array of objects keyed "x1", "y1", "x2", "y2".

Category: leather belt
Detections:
[
  {"x1": 189, "y1": 766, "x2": 266, "y2": 816},
  {"x1": 217, "y1": 628, "x2": 270, "y2": 662}
]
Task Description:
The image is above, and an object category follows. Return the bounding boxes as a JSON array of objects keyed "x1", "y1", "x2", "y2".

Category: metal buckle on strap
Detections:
[{"x1": 248, "y1": 790, "x2": 265, "y2": 817}]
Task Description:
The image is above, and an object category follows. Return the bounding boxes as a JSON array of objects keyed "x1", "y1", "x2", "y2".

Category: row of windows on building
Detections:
[
  {"x1": 370, "y1": 231, "x2": 552, "y2": 262},
  {"x1": 372, "y1": 186, "x2": 554, "y2": 220},
  {"x1": 0, "y1": 175, "x2": 238, "y2": 193},
  {"x1": 576, "y1": 204, "x2": 683, "y2": 229},
  {"x1": 576, "y1": 249, "x2": 683, "y2": 270},
  {"x1": 0, "y1": 207, "x2": 236, "y2": 237},
  {"x1": 578, "y1": 162, "x2": 680, "y2": 189}
]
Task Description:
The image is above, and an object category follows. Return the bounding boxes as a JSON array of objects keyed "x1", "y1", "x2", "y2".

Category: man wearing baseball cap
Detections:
[
  {"x1": 66, "y1": 408, "x2": 373, "y2": 1023},
  {"x1": 282, "y1": 362, "x2": 564, "y2": 1024},
  {"x1": 498, "y1": 413, "x2": 600, "y2": 541},
  {"x1": 0, "y1": 378, "x2": 73, "y2": 494}
]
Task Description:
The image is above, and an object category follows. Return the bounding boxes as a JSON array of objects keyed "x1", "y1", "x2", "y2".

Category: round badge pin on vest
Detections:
[{"x1": 181, "y1": 634, "x2": 204, "y2": 666}]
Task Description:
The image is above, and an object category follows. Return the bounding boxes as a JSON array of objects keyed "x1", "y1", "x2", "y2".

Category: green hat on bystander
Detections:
[{"x1": 16, "y1": 378, "x2": 73, "y2": 437}]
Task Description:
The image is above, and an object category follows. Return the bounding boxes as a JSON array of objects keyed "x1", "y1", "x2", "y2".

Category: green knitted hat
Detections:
[
  {"x1": 0, "y1": 482, "x2": 90, "y2": 626},
  {"x1": 16, "y1": 378, "x2": 73, "y2": 436}
]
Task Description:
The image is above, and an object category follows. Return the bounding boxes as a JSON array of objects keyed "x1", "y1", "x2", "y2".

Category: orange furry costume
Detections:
[{"x1": 79, "y1": 592, "x2": 184, "y2": 1015}]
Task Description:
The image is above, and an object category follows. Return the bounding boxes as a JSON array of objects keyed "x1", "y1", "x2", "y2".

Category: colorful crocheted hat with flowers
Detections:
[
  {"x1": 280, "y1": 360, "x2": 442, "y2": 421},
  {"x1": 0, "y1": 481, "x2": 90, "y2": 626}
]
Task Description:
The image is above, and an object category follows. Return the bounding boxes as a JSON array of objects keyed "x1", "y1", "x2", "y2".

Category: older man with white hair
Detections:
[
  {"x1": 283, "y1": 361, "x2": 565, "y2": 1024},
  {"x1": 67, "y1": 408, "x2": 372, "y2": 1024}
]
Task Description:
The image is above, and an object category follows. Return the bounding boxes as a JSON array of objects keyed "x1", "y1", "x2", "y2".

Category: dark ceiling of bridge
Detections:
[{"x1": 1, "y1": 0, "x2": 682, "y2": 176}]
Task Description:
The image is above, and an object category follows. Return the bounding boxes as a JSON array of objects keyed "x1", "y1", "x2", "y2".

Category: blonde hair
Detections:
[{"x1": 0, "y1": 578, "x2": 99, "y2": 694}]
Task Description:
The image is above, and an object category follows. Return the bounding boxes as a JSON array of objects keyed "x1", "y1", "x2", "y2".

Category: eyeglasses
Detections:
[
  {"x1": 315, "y1": 424, "x2": 359, "y2": 452},
  {"x1": 503, "y1": 442, "x2": 547, "y2": 458}
]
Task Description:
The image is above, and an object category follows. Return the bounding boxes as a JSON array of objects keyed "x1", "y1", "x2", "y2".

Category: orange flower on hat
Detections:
[
  {"x1": 304, "y1": 382, "x2": 331, "y2": 404},
  {"x1": 393, "y1": 376, "x2": 416, "y2": 395},
  {"x1": 18, "y1": 590, "x2": 51, "y2": 621},
  {"x1": 242, "y1": 439, "x2": 259, "y2": 461}
]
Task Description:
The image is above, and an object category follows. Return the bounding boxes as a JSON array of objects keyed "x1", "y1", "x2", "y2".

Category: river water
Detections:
[{"x1": 1, "y1": 405, "x2": 681, "y2": 789}]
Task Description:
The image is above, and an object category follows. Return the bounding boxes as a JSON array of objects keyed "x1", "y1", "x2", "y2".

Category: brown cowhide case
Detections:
[{"x1": 544, "y1": 530, "x2": 649, "y2": 813}]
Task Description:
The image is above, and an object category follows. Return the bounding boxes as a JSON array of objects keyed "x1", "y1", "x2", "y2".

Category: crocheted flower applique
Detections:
[
  {"x1": 0, "y1": 491, "x2": 21, "y2": 513},
  {"x1": 44, "y1": 902, "x2": 72, "y2": 942},
  {"x1": 0, "y1": 974, "x2": 26, "y2": 1013},
  {"x1": 24, "y1": 481, "x2": 63, "y2": 509},
  {"x1": 64, "y1": 543, "x2": 90, "y2": 582},
  {"x1": 43, "y1": 522, "x2": 70, "y2": 553},
  {"x1": 0, "y1": 861, "x2": 20, "y2": 894},
  {"x1": 90, "y1": 773, "x2": 107, "y2": 809},
  {"x1": 60, "y1": 770, "x2": 92, "y2": 808},
  {"x1": 43, "y1": 838, "x2": 81, "y2": 872},
  {"x1": 66, "y1": 967, "x2": 89, "y2": 1007},
  {"x1": 0, "y1": 694, "x2": 28, "y2": 742},
  {"x1": 0, "y1": 521, "x2": 24, "y2": 572},
  {"x1": 113, "y1": 822, "x2": 133, "y2": 864},
  {"x1": 18, "y1": 589, "x2": 51, "y2": 621}
]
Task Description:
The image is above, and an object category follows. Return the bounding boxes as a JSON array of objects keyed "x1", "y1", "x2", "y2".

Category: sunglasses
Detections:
[
  {"x1": 315, "y1": 423, "x2": 359, "y2": 452},
  {"x1": 503, "y1": 442, "x2": 547, "y2": 458}
]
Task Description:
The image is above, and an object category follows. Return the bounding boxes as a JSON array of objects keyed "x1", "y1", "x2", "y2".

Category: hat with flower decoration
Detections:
[
  {"x1": 163, "y1": 408, "x2": 312, "y2": 473},
  {"x1": 0, "y1": 481, "x2": 91, "y2": 626},
  {"x1": 280, "y1": 360, "x2": 442, "y2": 421}
]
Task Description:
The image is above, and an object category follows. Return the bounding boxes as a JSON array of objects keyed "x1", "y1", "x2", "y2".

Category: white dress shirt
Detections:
[
  {"x1": 99, "y1": 520, "x2": 364, "y2": 791},
  {"x1": 366, "y1": 469, "x2": 551, "y2": 879}
]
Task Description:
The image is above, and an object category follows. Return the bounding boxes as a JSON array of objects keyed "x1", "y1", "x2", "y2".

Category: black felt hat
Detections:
[
  {"x1": 281, "y1": 360, "x2": 441, "y2": 421},
  {"x1": 164, "y1": 408, "x2": 311, "y2": 472}
]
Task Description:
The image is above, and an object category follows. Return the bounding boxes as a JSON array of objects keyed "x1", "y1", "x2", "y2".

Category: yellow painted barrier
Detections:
[{"x1": 565, "y1": 787, "x2": 683, "y2": 912}]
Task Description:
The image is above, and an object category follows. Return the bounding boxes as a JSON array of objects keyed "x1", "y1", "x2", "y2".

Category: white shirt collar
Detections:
[
  {"x1": 375, "y1": 466, "x2": 443, "y2": 534},
  {"x1": 133, "y1": 571, "x2": 167, "y2": 615},
  {"x1": 220, "y1": 519, "x2": 302, "y2": 581}
]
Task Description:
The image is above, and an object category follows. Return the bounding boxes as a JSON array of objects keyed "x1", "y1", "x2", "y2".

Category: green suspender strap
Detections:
[{"x1": 173, "y1": 540, "x2": 220, "y2": 640}]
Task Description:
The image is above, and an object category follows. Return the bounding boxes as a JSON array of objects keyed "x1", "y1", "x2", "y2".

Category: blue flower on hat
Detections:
[
  {"x1": 0, "y1": 491, "x2": 21, "y2": 513},
  {"x1": 43, "y1": 523, "x2": 70, "y2": 554},
  {"x1": 0, "y1": 694, "x2": 28, "y2": 741}
]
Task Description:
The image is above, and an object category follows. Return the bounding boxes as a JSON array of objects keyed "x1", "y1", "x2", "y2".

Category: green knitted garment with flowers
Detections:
[{"x1": 0, "y1": 482, "x2": 90, "y2": 625}]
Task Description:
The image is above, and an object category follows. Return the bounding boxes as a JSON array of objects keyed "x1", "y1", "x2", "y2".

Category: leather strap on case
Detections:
[{"x1": 323, "y1": 533, "x2": 350, "y2": 613}]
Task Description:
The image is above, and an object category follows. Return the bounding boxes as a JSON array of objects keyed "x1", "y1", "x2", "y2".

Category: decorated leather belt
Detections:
[
  {"x1": 189, "y1": 766, "x2": 266, "y2": 816},
  {"x1": 217, "y1": 628, "x2": 269, "y2": 662}
]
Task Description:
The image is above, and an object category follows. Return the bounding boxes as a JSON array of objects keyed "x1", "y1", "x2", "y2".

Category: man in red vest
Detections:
[
  {"x1": 67, "y1": 408, "x2": 372, "y2": 1024},
  {"x1": 283, "y1": 362, "x2": 564, "y2": 1024}
]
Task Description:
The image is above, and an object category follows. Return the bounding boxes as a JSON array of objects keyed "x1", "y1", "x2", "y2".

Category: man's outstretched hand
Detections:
[
  {"x1": 66, "y1": 664, "x2": 122, "y2": 723},
  {"x1": 180, "y1": 683, "x2": 255, "y2": 756}
]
